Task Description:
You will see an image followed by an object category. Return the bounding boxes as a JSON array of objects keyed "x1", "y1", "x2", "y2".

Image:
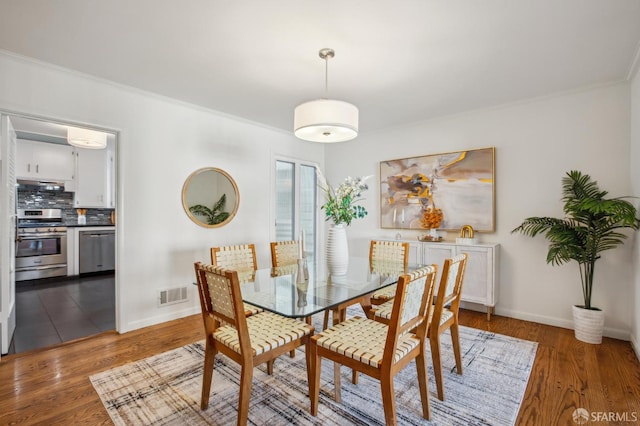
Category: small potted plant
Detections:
[{"x1": 512, "y1": 170, "x2": 639, "y2": 343}]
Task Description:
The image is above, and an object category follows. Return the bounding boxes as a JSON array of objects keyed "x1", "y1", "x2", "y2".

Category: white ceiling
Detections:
[{"x1": 1, "y1": 1, "x2": 640, "y2": 136}]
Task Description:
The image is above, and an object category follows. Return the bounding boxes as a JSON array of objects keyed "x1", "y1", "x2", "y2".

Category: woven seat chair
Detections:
[
  {"x1": 371, "y1": 253, "x2": 467, "y2": 401},
  {"x1": 194, "y1": 262, "x2": 314, "y2": 426},
  {"x1": 270, "y1": 240, "x2": 300, "y2": 267},
  {"x1": 323, "y1": 240, "x2": 410, "y2": 330},
  {"x1": 211, "y1": 244, "x2": 262, "y2": 316},
  {"x1": 367, "y1": 240, "x2": 409, "y2": 307},
  {"x1": 309, "y1": 265, "x2": 437, "y2": 425}
]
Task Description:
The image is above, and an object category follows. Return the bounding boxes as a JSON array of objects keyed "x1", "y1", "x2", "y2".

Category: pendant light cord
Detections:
[
  {"x1": 319, "y1": 48, "x2": 335, "y2": 100},
  {"x1": 324, "y1": 55, "x2": 329, "y2": 99}
]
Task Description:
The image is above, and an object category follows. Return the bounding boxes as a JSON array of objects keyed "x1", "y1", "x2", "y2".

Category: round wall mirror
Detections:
[{"x1": 182, "y1": 167, "x2": 239, "y2": 228}]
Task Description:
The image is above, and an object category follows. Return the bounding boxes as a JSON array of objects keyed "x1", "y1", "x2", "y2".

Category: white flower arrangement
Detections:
[{"x1": 316, "y1": 167, "x2": 371, "y2": 226}]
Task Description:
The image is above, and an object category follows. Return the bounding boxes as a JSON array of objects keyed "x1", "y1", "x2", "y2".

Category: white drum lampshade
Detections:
[
  {"x1": 294, "y1": 48, "x2": 359, "y2": 143},
  {"x1": 67, "y1": 126, "x2": 107, "y2": 149},
  {"x1": 294, "y1": 99, "x2": 359, "y2": 143}
]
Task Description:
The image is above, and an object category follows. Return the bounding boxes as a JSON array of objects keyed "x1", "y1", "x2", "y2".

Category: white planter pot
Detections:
[
  {"x1": 572, "y1": 305, "x2": 604, "y2": 344},
  {"x1": 327, "y1": 224, "x2": 348, "y2": 275}
]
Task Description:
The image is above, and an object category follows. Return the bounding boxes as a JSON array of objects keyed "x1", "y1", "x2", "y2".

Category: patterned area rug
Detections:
[{"x1": 90, "y1": 315, "x2": 537, "y2": 425}]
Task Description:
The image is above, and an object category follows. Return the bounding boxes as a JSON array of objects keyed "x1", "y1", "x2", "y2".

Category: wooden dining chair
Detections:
[
  {"x1": 211, "y1": 244, "x2": 258, "y2": 271},
  {"x1": 359, "y1": 240, "x2": 409, "y2": 317},
  {"x1": 210, "y1": 244, "x2": 263, "y2": 317},
  {"x1": 194, "y1": 262, "x2": 314, "y2": 426},
  {"x1": 270, "y1": 240, "x2": 300, "y2": 267},
  {"x1": 309, "y1": 265, "x2": 437, "y2": 425},
  {"x1": 427, "y1": 253, "x2": 467, "y2": 400},
  {"x1": 371, "y1": 253, "x2": 468, "y2": 401}
]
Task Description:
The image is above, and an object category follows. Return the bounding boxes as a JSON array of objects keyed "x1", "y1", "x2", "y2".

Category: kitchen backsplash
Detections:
[{"x1": 17, "y1": 184, "x2": 114, "y2": 225}]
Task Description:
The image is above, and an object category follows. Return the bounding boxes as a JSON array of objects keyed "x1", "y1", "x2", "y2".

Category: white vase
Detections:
[
  {"x1": 572, "y1": 305, "x2": 604, "y2": 344},
  {"x1": 327, "y1": 224, "x2": 348, "y2": 275}
]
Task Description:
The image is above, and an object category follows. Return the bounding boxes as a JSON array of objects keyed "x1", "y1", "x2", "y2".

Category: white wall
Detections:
[
  {"x1": 0, "y1": 51, "x2": 325, "y2": 332},
  {"x1": 631, "y1": 63, "x2": 640, "y2": 356},
  {"x1": 326, "y1": 83, "x2": 634, "y2": 339}
]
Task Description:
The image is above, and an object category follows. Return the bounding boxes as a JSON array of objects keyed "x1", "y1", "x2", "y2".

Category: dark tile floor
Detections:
[{"x1": 9, "y1": 273, "x2": 115, "y2": 355}]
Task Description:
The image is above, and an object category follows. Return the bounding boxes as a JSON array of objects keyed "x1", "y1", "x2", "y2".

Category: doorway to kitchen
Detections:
[{"x1": 0, "y1": 112, "x2": 118, "y2": 355}]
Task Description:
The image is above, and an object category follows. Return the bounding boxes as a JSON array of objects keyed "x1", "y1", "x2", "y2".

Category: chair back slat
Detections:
[
  {"x1": 203, "y1": 265, "x2": 237, "y2": 321},
  {"x1": 384, "y1": 265, "x2": 437, "y2": 359},
  {"x1": 195, "y1": 262, "x2": 248, "y2": 333},
  {"x1": 211, "y1": 244, "x2": 258, "y2": 271},
  {"x1": 370, "y1": 240, "x2": 409, "y2": 263},
  {"x1": 270, "y1": 240, "x2": 299, "y2": 267},
  {"x1": 431, "y1": 253, "x2": 468, "y2": 333},
  {"x1": 370, "y1": 240, "x2": 409, "y2": 276}
]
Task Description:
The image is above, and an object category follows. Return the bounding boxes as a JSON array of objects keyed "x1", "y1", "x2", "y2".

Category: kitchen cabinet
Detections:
[
  {"x1": 398, "y1": 239, "x2": 499, "y2": 319},
  {"x1": 16, "y1": 139, "x2": 74, "y2": 181},
  {"x1": 73, "y1": 146, "x2": 115, "y2": 208}
]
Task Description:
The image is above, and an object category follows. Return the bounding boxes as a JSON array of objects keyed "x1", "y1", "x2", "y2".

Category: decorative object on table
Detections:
[
  {"x1": 76, "y1": 208, "x2": 87, "y2": 225},
  {"x1": 293, "y1": 48, "x2": 358, "y2": 143},
  {"x1": 417, "y1": 232, "x2": 443, "y2": 242},
  {"x1": 317, "y1": 167, "x2": 370, "y2": 275},
  {"x1": 380, "y1": 147, "x2": 495, "y2": 231},
  {"x1": 512, "y1": 170, "x2": 639, "y2": 344},
  {"x1": 456, "y1": 224, "x2": 478, "y2": 245}
]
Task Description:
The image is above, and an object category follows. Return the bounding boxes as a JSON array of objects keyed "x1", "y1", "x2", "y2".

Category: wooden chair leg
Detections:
[
  {"x1": 237, "y1": 364, "x2": 253, "y2": 426},
  {"x1": 200, "y1": 337, "x2": 217, "y2": 409},
  {"x1": 322, "y1": 311, "x2": 330, "y2": 330},
  {"x1": 415, "y1": 347, "x2": 431, "y2": 420},
  {"x1": 450, "y1": 322, "x2": 463, "y2": 375},
  {"x1": 380, "y1": 375, "x2": 398, "y2": 426},
  {"x1": 429, "y1": 332, "x2": 445, "y2": 401},
  {"x1": 309, "y1": 342, "x2": 321, "y2": 416},
  {"x1": 290, "y1": 349, "x2": 296, "y2": 358},
  {"x1": 266, "y1": 359, "x2": 274, "y2": 375}
]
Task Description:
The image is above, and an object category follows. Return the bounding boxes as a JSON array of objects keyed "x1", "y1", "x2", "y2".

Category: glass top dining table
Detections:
[{"x1": 237, "y1": 256, "x2": 414, "y2": 319}]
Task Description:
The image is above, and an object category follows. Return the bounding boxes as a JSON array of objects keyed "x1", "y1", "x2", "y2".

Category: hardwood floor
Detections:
[{"x1": 1, "y1": 309, "x2": 639, "y2": 425}]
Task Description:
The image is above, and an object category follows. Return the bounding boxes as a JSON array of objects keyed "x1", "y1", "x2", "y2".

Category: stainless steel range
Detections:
[{"x1": 16, "y1": 208, "x2": 67, "y2": 281}]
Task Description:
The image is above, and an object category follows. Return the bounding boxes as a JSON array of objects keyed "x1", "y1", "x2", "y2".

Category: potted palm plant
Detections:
[{"x1": 512, "y1": 170, "x2": 639, "y2": 344}]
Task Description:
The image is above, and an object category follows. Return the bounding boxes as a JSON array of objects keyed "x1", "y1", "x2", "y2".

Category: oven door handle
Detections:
[
  {"x1": 15, "y1": 264, "x2": 67, "y2": 272},
  {"x1": 18, "y1": 233, "x2": 66, "y2": 240}
]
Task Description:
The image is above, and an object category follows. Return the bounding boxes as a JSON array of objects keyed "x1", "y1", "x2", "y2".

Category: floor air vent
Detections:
[{"x1": 159, "y1": 286, "x2": 188, "y2": 306}]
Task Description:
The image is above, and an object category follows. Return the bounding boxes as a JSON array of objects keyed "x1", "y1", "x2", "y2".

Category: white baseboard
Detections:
[
  {"x1": 631, "y1": 334, "x2": 640, "y2": 362},
  {"x1": 494, "y1": 306, "x2": 631, "y2": 341},
  {"x1": 120, "y1": 306, "x2": 200, "y2": 334}
]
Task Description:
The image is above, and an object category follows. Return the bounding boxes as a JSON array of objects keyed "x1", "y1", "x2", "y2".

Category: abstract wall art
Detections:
[{"x1": 380, "y1": 147, "x2": 495, "y2": 232}]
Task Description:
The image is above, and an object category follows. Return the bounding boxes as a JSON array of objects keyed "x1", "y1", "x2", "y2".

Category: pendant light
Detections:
[
  {"x1": 67, "y1": 126, "x2": 107, "y2": 149},
  {"x1": 294, "y1": 48, "x2": 359, "y2": 143}
]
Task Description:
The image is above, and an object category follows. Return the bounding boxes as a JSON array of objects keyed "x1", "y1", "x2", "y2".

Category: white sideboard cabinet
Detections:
[{"x1": 404, "y1": 240, "x2": 499, "y2": 320}]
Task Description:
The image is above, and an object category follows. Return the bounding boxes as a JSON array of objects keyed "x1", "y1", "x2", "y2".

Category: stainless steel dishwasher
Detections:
[{"x1": 79, "y1": 229, "x2": 115, "y2": 273}]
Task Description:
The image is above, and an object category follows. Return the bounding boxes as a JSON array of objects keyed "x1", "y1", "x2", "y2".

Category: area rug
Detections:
[{"x1": 90, "y1": 318, "x2": 537, "y2": 425}]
